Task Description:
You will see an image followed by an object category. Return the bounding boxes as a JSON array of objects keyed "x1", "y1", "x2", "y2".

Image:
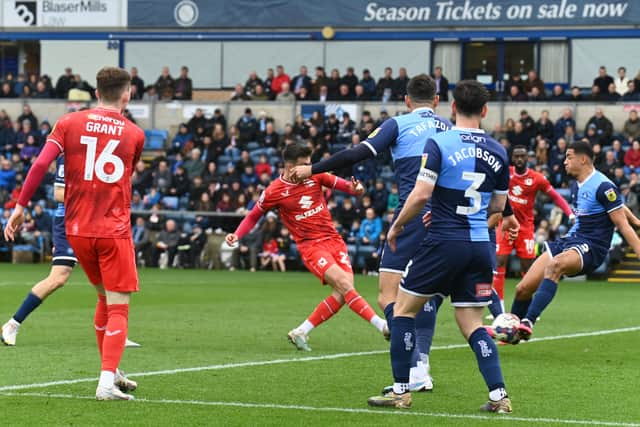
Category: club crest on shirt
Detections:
[
  {"x1": 524, "y1": 178, "x2": 533, "y2": 186},
  {"x1": 421, "y1": 153, "x2": 428, "y2": 169},
  {"x1": 605, "y1": 188, "x2": 617, "y2": 202},
  {"x1": 368, "y1": 127, "x2": 381, "y2": 140}
]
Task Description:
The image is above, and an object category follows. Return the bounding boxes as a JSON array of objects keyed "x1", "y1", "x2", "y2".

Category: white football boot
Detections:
[
  {"x1": 125, "y1": 338, "x2": 141, "y2": 348},
  {"x1": 96, "y1": 385, "x2": 134, "y2": 401},
  {"x1": 114, "y1": 369, "x2": 138, "y2": 392},
  {"x1": 1, "y1": 319, "x2": 20, "y2": 346}
]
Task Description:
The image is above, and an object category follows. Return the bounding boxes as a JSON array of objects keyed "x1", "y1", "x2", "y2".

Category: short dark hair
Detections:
[
  {"x1": 282, "y1": 142, "x2": 312, "y2": 163},
  {"x1": 453, "y1": 80, "x2": 489, "y2": 116},
  {"x1": 512, "y1": 145, "x2": 528, "y2": 153},
  {"x1": 568, "y1": 140, "x2": 594, "y2": 161},
  {"x1": 96, "y1": 67, "x2": 131, "y2": 103},
  {"x1": 406, "y1": 74, "x2": 436, "y2": 104}
]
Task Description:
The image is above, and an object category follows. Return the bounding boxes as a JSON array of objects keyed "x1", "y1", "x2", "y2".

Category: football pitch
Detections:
[{"x1": 0, "y1": 265, "x2": 639, "y2": 426}]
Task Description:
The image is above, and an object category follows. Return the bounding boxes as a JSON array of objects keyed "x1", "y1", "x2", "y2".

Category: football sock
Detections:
[
  {"x1": 94, "y1": 295, "x2": 108, "y2": 357},
  {"x1": 101, "y1": 304, "x2": 129, "y2": 373},
  {"x1": 415, "y1": 296, "x2": 442, "y2": 363},
  {"x1": 383, "y1": 302, "x2": 395, "y2": 323},
  {"x1": 97, "y1": 370, "x2": 116, "y2": 389},
  {"x1": 390, "y1": 316, "x2": 414, "y2": 391},
  {"x1": 525, "y1": 278, "x2": 558, "y2": 324},
  {"x1": 344, "y1": 289, "x2": 385, "y2": 332},
  {"x1": 510, "y1": 297, "x2": 531, "y2": 319},
  {"x1": 488, "y1": 289, "x2": 504, "y2": 318},
  {"x1": 468, "y1": 327, "x2": 506, "y2": 394},
  {"x1": 493, "y1": 266, "x2": 506, "y2": 300},
  {"x1": 304, "y1": 295, "x2": 343, "y2": 332},
  {"x1": 12, "y1": 292, "x2": 43, "y2": 323}
]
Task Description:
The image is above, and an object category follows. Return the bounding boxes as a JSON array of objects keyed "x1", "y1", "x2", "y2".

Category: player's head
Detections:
[
  {"x1": 95, "y1": 67, "x2": 131, "y2": 109},
  {"x1": 564, "y1": 140, "x2": 594, "y2": 177},
  {"x1": 282, "y1": 142, "x2": 312, "y2": 168},
  {"x1": 511, "y1": 145, "x2": 528, "y2": 172},
  {"x1": 405, "y1": 74, "x2": 438, "y2": 110},
  {"x1": 452, "y1": 80, "x2": 489, "y2": 119}
]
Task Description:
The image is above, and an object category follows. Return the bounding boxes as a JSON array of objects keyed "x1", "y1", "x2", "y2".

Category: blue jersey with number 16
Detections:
[{"x1": 418, "y1": 127, "x2": 509, "y2": 242}]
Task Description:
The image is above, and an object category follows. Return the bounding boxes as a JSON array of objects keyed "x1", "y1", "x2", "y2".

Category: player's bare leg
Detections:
[
  {"x1": 95, "y1": 286, "x2": 135, "y2": 401},
  {"x1": 516, "y1": 250, "x2": 582, "y2": 342},
  {"x1": 2, "y1": 266, "x2": 72, "y2": 346},
  {"x1": 288, "y1": 288, "x2": 344, "y2": 351}
]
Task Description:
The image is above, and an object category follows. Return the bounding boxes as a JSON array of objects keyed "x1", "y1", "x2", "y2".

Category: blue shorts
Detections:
[
  {"x1": 379, "y1": 214, "x2": 427, "y2": 273},
  {"x1": 545, "y1": 236, "x2": 607, "y2": 276},
  {"x1": 52, "y1": 216, "x2": 77, "y2": 267},
  {"x1": 400, "y1": 240, "x2": 494, "y2": 307}
]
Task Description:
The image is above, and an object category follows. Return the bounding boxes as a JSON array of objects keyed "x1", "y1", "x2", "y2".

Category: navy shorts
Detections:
[
  {"x1": 52, "y1": 216, "x2": 77, "y2": 267},
  {"x1": 379, "y1": 214, "x2": 427, "y2": 273},
  {"x1": 400, "y1": 240, "x2": 494, "y2": 307},
  {"x1": 545, "y1": 236, "x2": 607, "y2": 275}
]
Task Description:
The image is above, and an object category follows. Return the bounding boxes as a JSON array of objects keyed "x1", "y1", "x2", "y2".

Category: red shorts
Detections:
[
  {"x1": 67, "y1": 236, "x2": 139, "y2": 293},
  {"x1": 298, "y1": 237, "x2": 352, "y2": 284},
  {"x1": 496, "y1": 225, "x2": 536, "y2": 259}
]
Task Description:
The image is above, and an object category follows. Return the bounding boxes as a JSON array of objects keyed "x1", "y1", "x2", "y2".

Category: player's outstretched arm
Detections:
[
  {"x1": 623, "y1": 205, "x2": 640, "y2": 229},
  {"x1": 610, "y1": 207, "x2": 640, "y2": 257},
  {"x1": 226, "y1": 204, "x2": 265, "y2": 245},
  {"x1": 291, "y1": 144, "x2": 374, "y2": 181},
  {"x1": 318, "y1": 173, "x2": 365, "y2": 196},
  {"x1": 545, "y1": 186, "x2": 574, "y2": 220},
  {"x1": 387, "y1": 180, "x2": 434, "y2": 251}
]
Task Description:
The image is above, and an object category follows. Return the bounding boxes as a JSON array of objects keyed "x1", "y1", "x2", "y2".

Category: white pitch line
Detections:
[
  {"x1": 1, "y1": 392, "x2": 638, "y2": 427},
  {"x1": 1, "y1": 325, "x2": 639, "y2": 393}
]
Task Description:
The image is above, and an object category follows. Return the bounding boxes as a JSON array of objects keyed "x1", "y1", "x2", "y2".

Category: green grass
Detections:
[{"x1": 0, "y1": 265, "x2": 639, "y2": 426}]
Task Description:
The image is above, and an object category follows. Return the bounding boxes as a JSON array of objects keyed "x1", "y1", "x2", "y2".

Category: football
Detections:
[{"x1": 491, "y1": 313, "x2": 521, "y2": 343}]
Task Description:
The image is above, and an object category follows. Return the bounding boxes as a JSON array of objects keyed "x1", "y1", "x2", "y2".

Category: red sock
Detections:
[
  {"x1": 308, "y1": 295, "x2": 343, "y2": 327},
  {"x1": 101, "y1": 304, "x2": 129, "y2": 373},
  {"x1": 493, "y1": 266, "x2": 506, "y2": 300},
  {"x1": 94, "y1": 295, "x2": 108, "y2": 357},
  {"x1": 344, "y1": 289, "x2": 377, "y2": 323}
]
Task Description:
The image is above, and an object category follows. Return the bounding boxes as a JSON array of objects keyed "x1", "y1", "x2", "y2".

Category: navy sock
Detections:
[
  {"x1": 390, "y1": 316, "x2": 415, "y2": 384},
  {"x1": 13, "y1": 292, "x2": 43, "y2": 323},
  {"x1": 510, "y1": 298, "x2": 531, "y2": 319},
  {"x1": 415, "y1": 296, "x2": 442, "y2": 360},
  {"x1": 488, "y1": 289, "x2": 504, "y2": 318},
  {"x1": 383, "y1": 302, "x2": 395, "y2": 324},
  {"x1": 525, "y1": 278, "x2": 558, "y2": 324},
  {"x1": 468, "y1": 327, "x2": 505, "y2": 392}
]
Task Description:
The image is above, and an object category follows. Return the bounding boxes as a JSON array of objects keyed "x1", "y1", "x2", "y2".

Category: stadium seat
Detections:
[
  {"x1": 246, "y1": 142, "x2": 260, "y2": 151},
  {"x1": 162, "y1": 196, "x2": 179, "y2": 210},
  {"x1": 144, "y1": 129, "x2": 169, "y2": 150}
]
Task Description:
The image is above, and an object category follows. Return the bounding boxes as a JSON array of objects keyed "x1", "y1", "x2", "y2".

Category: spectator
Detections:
[
  {"x1": 536, "y1": 110, "x2": 554, "y2": 141},
  {"x1": 337, "y1": 84, "x2": 353, "y2": 101},
  {"x1": 132, "y1": 160, "x2": 152, "y2": 195},
  {"x1": 240, "y1": 165, "x2": 259, "y2": 188},
  {"x1": 252, "y1": 84, "x2": 269, "y2": 101},
  {"x1": 624, "y1": 140, "x2": 640, "y2": 175},
  {"x1": 291, "y1": 66, "x2": 311, "y2": 96},
  {"x1": 376, "y1": 67, "x2": 394, "y2": 102},
  {"x1": 54, "y1": 67, "x2": 74, "y2": 98},
  {"x1": 12, "y1": 73, "x2": 26, "y2": 97},
  {"x1": 605, "y1": 83, "x2": 621, "y2": 102},
  {"x1": 142, "y1": 85, "x2": 159, "y2": 102},
  {"x1": 255, "y1": 154, "x2": 273, "y2": 177},
  {"x1": 72, "y1": 74, "x2": 95, "y2": 97},
  {"x1": 18, "y1": 105, "x2": 38, "y2": 130},
  {"x1": 131, "y1": 189, "x2": 144, "y2": 211},
  {"x1": 528, "y1": 86, "x2": 546, "y2": 101},
  {"x1": 358, "y1": 207, "x2": 382, "y2": 245},
  {"x1": 130, "y1": 67, "x2": 145, "y2": 99},
  {"x1": 588, "y1": 84, "x2": 604, "y2": 102},
  {"x1": 235, "y1": 150, "x2": 253, "y2": 171},
  {"x1": 1, "y1": 82, "x2": 16, "y2": 98},
  {"x1": 263, "y1": 68, "x2": 275, "y2": 99},
  {"x1": 534, "y1": 136, "x2": 549, "y2": 166},
  {"x1": 519, "y1": 109, "x2": 536, "y2": 141},
  {"x1": 337, "y1": 112, "x2": 356, "y2": 144},
  {"x1": 187, "y1": 108, "x2": 207, "y2": 134},
  {"x1": 507, "y1": 85, "x2": 527, "y2": 101},
  {"x1": 612, "y1": 139, "x2": 625, "y2": 164},
  {"x1": 596, "y1": 148, "x2": 618, "y2": 174},
  {"x1": 174, "y1": 66, "x2": 193, "y2": 100},
  {"x1": 523, "y1": 69, "x2": 545, "y2": 96},
  {"x1": 431, "y1": 66, "x2": 449, "y2": 101},
  {"x1": 569, "y1": 86, "x2": 583, "y2": 102},
  {"x1": 354, "y1": 84, "x2": 370, "y2": 101},
  {"x1": 341, "y1": 67, "x2": 359, "y2": 95},
  {"x1": 611, "y1": 166, "x2": 629, "y2": 188},
  {"x1": 317, "y1": 85, "x2": 329, "y2": 102},
  {"x1": 387, "y1": 182, "x2": 399, "y2": 212},
  {"x1": 244, "y1": 71, "x2": 264, "y2": 96},
  {"x1": 623, "y1": 110, "x2": 640, "y2": 142},
  {"x1": 549, "y1": 85, "x2": 568, "y2": 101},
  {"x1": 195, "y1": 192, "x2": 215, "y2": 211},
  {"x1": 153, "y1": 160, "x2": 173, "y2": 193},
  {"x1": 615, "y1": 66, "x2": 629, "y2": 96},
  {"x1": 311, "y1": 66, "x2": 328, "y2": 99},
  {"x1": 275, "y1": 82, "x2": 295, "y2": 102},
  {"x1": 359, "y1": 69, "x2": 376, "y2": 99},
  {"x1": 554, "y1": 108, "x2": 576, "y2": 141},
  {"x1": 170, "y1": 123, "x2": 192, "y2": 154},
  {"x1": 623, "y1": 81, "x2": 639, "y2": 101},
  {"x1": 19, "y1": 85, "x2": 32, "y2": 98},
  {"x1": 33, "y1": 81, "x2": 51, "y2": 98},
  {"x1": 211, "y1": 108, "x2": 227, "y2": 130},
  {"x1": 510, "y1": 121, "x2": 531, "y2": 147},
  {"x1": 295, "y1": 85, "x2": 311, "y2": 101},
  {"x1": 506, "y1": 71, "x2": 524, "y2": 95},
  {"x1": 549, "y1": 138, "x2": 568, "y2": 186},
  {"x1": 20, "y1": 134, "x2": 40, "y2": 161},
  {"x1": 155, "y1": 66, "x2": 175, "y2": 100},
  {"x1": 215, "y1": 192, "x2": 234, "y2": 212},
  {"x1": 392, "y1": 67, "x2": 409, "y2": 100},
  {"x1": 182, "y1": 148, "x2": 205, "y2": 179},
  {"x1": 153, "y1": 219, "x2": 180, "y2": 268},
  {"x1": 236, "y1": 108, "x2": 258, "y2": 145},
  {"x1": 370, "y1": 179, "x2": 389, "y2": 216},
  {"x1": 132, "y1": 217, "x2": 150, "y2": 265},
  {"x1": 593, "y1": 66, "x2": 614, "y2": 94},
  {"x1": 270, "y1": 65, "x2": 290, "y2": 95},
  {"x1": 258, "y1": 122, "x2": 279, "y2": 150},
  {"x1": 585, "y1": 108, "x2": 614, "y2": 145},
  {"x1": 230, "y1": 83, "x2": 251, "y2": 101},
  {"x1": 326, "y1": 68, "x2": 341, "y2": 100}
]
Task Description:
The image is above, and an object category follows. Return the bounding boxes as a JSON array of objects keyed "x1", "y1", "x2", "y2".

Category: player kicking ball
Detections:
[
  {"x1": 368, "y1": 80, "x2": 512, "y2": 412},
  {"x1": 509, "y1": 140, "x2": 640, "y2": 342},
  {"x1": 2, "y1": 157, "x2": 140, "y2": 351},
  {"x1": 226, "y1": 143, "x2": 388, "y2": 351},
  {"x1": 4, "y1": 66, "x2": 145, "y2": 400}
]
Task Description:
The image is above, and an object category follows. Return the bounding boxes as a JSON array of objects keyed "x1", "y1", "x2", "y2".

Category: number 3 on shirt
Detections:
[
  {"x1": 80, "y1": 136, "x2": 124, "y2": 183},
  {"x1": 456, "y1": 171, "x2": 486, "y2": 216}
]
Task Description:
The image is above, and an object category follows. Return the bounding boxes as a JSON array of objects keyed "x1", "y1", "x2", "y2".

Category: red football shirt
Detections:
[
  {"x1": 257, "y1": 173, "x2": 342, "y2": 244},
  {"x1": 507, "y1": 166, "x2": 553, "y2": 230},
  {"x1": 47, "y1": 107, "x2": 145, "y2": 238}
]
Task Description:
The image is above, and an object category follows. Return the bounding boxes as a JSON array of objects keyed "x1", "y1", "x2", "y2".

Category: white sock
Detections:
[
  {"x1": 409, "y1": 363, "x2": 426, "y2": 383},
  {"x1": 297, "y1": 320, "x2": 314, "y2": 335},
  {"x1": 489, "y1": 387, "x2": 508, "y2": 401},
  {"x1": 393, "y1": 382, "x2": 410, "y2": 394},
  {"x1": 98, "y1": 370, "x2": 116, "y2": 389},
  {"x1": 9, "y1": 318, "x2": 21, "y2": 326},
  {"x1": 370, "y1": 315, "x2": 386, "y2": 333},
  {"x1": 419, "y1": 353, "x2": 429, "y2": 367},
  {"x1": 499, "y1": 299, "x2": 505, "y2": 313}
]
